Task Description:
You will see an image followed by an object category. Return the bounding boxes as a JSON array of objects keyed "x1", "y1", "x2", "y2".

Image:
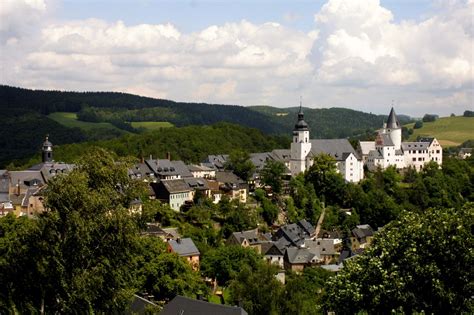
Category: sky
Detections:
[{"x1": 0, "y1": 0, "x2": 472, "y2": 117}]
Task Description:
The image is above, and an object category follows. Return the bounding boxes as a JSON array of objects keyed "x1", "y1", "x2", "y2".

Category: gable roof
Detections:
[
  {"x1": 352, "y1": 224, "x2": 374, "y2": 239},
  {"x1": 401, "y1": 142, "x2": 430, "y2": 151},
  {"x1": 261, "y1": 242, "x2": 284, "y2": 256},
  {"x1": 168, "y1": 238, "x2": 200, "y2": 257},
  {"x1": 285, "y1": 247, "x2": 316, "y2": 264},
  {"x1": 309, "y1": 139, "x2": 359, "y2": 161}
]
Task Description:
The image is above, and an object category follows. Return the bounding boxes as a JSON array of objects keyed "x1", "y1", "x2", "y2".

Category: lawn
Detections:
[
  {"x1": 48, "y1": 112, "x2": 123, "y2": 132},
  {"x1": 130, "y1": 121, "x2": 174, "y2": 130},
  {"x1": 405, "y1": 116, "x2": 474, "y2": 147}
]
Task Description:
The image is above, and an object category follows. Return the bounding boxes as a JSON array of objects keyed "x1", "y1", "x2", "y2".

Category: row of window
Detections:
[{"x1": 170, "y1": 193, "x2": 189, "y2": 199}]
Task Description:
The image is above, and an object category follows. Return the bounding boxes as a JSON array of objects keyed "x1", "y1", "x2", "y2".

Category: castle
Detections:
[{"x1": 358, "y1": 108, "x2": 442, "y2": 171}]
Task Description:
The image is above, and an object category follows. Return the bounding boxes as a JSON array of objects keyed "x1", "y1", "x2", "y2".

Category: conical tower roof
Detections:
[
  {"x1": 294, "y1": 106, "x2": 309, "y2": 131},
  {"x1": 386, "y1": 107, "x2": 400, "y2": 129}
]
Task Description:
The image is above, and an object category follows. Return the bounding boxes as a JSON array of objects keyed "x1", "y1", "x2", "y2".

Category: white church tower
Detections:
[
  {"x1": 386, "y1": 107, "x2": 402, "y2": 150},
  {"x1": 290, "y1": 105, "x2": 311, "y2": 176}
]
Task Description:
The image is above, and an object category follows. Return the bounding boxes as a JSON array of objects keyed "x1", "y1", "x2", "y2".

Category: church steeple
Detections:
[
  {"x1": 42, "y1": 135, "x2": 53, "y2": 163},
  {"x1": 294, "y1": 98, "x2": 309, "y2": 131},
  {"x1": 386, "y1": 107, "x2": 400, "y2": 129}
]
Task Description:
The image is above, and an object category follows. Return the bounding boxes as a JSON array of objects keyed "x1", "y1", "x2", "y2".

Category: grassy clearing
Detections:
[
  {"x1": 130, "y1": 121, "x2": 174, "y2": 130},
  {"x1": 48, "y1": 112, "x2": 123, "y2": 132},
  {"x1": 405, "y1": 116, "x2": 474, "y2": 147}
]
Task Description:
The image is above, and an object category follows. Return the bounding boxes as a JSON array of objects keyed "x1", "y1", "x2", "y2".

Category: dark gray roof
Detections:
[
  {"x1": 161, "y1": 179, "x2": 192, "y2": 194},
  {"x1": 126, "y1": 294, "x2": 159, "y2": 315},
  {"x1": 168, "y1": 238, "x2": 200, "y2": 257},
  {"x1": 249, "y1": 152, "x2": 272, "y2": 170},
  {"x1": 215, "y1": 171, "x2": 245, "y2": 185},
  {"x1": 381, "y1": 134, "x2": 394, "y2": 146},
  {"x1": 270, "y1": 149, "x2": 291, "y2": 163},
  {"x1": 352, "y1": 224, "x2": 374, "y2": 239},
  {"x1": 274, "y1": 219, "x2": 314, "y2": 247},
  {"x1": 160, "y1": 295, "x2": 247, "y2": 315},
  {"x1": 261, "y1": 242, "x2": 284, "y2": 256},
  {"x1": 309, "y1": 139, "x2": 358, "y2": 161},
  {"x1": 8, "y1": 171, "x2": 44, "y2": 188},
  {"x1": 418, "y1": 137, "x2": 435, "y2": 144},
  {"x1": 145, "y1": 159, "x2": 192, "y2": 177},
  {"x1": 386, "y1": 107, "x2": 400, "y2": 129},
  {"x1": 204, "y1": 155, "x2": 229, "y2": 169},
  {"x1": 294, "y1": 109, "x2": 309, "y2": 131},
  {"x1": 230, "y1": 229, "x2": 265, "y2": 245},
  {"x1": 285, "y1": 247, "x2": 316, "y2": 264},
  {"x1": 172, "y1": 160, "x2": 193, "y2": 178},
  {"x1": 183, "y1": 177, "x2": 209, "y2": 190},
  {"x1": 401, "y1": 142, "x2": 430, "y2": 151}
]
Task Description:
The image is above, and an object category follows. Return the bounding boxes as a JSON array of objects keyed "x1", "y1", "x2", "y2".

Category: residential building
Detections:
[
  {"x1": 351, "y1": 224, "x2": 375, "y2": 251},
  {"x1": 459, "y1": 148, "x2": 472, "y2": 159},
  {"x1": 284, "y1": 247, "x2": 319, "y2": 272},
  {"x1": 151, "y1": 179, "x2": 193, "y2": 211},
  {"x1": 227, "y1": 228, "x2": 271, "y2": 254},
  {"x1": 167, "y1": 238, "x2": 200, "y2": 270}
]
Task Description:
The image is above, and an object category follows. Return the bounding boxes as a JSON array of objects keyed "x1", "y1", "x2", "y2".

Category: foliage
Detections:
[
  {"x1": 135, "y1": 237, "x2": 205, "y2": 302},
  {"x1": 260, "y1": 160, "x2": 286, "y2": 194},
  {"x1": 225, "y1": 150, "x2": 255, "y2": 182},
  {"x1": 0, "y1": 148, "x2": 147, "y2": 313},
  {"x1": 463, "y1": 110, "x2": 474, "y2": 117},
  {"x1": 422, "y1": 114, "x2": 438, "y2": 122},
  {"x1": 282, "y1": 267, "x2": 332, "y2": 315},
  {"x1": 201, "y1": 246, "x2": 263, "y2": 286},
  {"x1": 325, "y1": 204, "x2": 474, "y2": 314},
  {"x1": 289, "y1": 174, "x2": 322, "y2": 224},
  {"x1": 305, "y1": 154, "x2": 346, "y2": 206},
  {"x1": 228, "y1": 262, "x2": 283, "y2": 315},
  {"x1": 414, "y1": 120, "x2": 423, "y2": 129}
]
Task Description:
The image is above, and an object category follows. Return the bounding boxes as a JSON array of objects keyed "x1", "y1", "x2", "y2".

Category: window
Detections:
[
  {"x1": 413, "y1": 157, "x2": 416, "y2": 161},
  {"x1": 418, "y1": 157, "x2": 422, "y2": 161},
  {"x1": 436, "y1": 150, "x2": 440, "y2": 153}
]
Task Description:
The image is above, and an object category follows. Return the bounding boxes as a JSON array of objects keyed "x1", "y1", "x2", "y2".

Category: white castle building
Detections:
[
  {"x1": 289, "y1": 107, "x2": 364, "y2": 183},
  {"x1": 359, "y1": 108, "x2": 443, "y2": 171}
]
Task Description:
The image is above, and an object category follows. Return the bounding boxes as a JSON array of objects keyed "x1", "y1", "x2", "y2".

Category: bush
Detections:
[{"x1": 413, "y1": 120, "x2": 423, "y2": 129}]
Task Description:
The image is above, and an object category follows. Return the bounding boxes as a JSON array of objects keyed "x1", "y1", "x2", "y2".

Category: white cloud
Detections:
[{"x1": 0, "y1": 0, "x2": 472, "y2": 116}]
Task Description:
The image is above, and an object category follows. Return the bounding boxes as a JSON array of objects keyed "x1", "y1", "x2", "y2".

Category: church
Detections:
[
  {"x1": 358, "y1": 108, "x2": 442, "y2": 171},
  {"x1": 289, "y1": 107, "x2": 365, "y2": 183}
]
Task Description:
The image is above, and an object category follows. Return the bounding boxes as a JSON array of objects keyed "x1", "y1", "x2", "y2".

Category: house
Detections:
[
  {"x1": 151, "y1": 179, "x2": 193, "y2": 211},
  {"x1": 289, "y1": 106, "x2": 364, "y2": 182},
  {"x1": 167, "y1": 238, "x2": 200, "y2": 270},
  {"x1": 351, "y1": 224, "x2": 374, "y2": 251},
  {"x1": 273, "y1": 219, "x2": 315, "y2": 248},
  {"x1": 261, "y1": 242, "x2": 285, "y2": 268},
  {"x1": 284, "y1": 247, "x2": 318, "y2": 272},
  {"x1": 160, "y1": 295, "x2": 248, "y2": 315},
  {"x1": 142, "y1": 223, "x2": 181, "y2": 241},
  {"x1": 183, "y1": 177, "x2": 211, "y2": 200},
  {"x1": 188, "y1": 164, "x2": 216, "y2": 179},
  {"x1": 144, "y1": 158, "x2": 193, "y2": 180},
  {"x1": 359, "y1": 108, "x2": 443, "y2": 171},
  {"x1": 304, "y1": 238, "x2": 342, "y2": 265},
  {"x1": 215, "y1": 171, "x2": 248, "y2": 203},
  {"x1": 459, "y1": 148, "x2": 472, "y2": 159},
  {"x1": 227, "y1": 228, "x2": 270, "y2": 254}
]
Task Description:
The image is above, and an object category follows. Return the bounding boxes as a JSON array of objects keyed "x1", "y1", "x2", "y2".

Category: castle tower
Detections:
[
  {"x1": 386, "y1": 107, "x2": 401, "y2": 150},
  {"x1": 290, "y1": 104, "x2": 311, "y2": 176},
  {"x1": 42, "y1": 135, "x2": 53, "y2": 163}
]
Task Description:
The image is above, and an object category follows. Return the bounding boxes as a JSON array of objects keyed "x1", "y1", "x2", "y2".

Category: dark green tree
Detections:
[
  {"x1": 225, "y1": 150, "x2": 255, "y2": 182},
  {"x1": 325, "y1": 204, "x2": 474, "y2": 314},
  {"x1": 200, "y1": 245, "x2": 262, "y2": 286},
  {"x1": 260, "y1": 160, "x2": 286, "y2": 194}
]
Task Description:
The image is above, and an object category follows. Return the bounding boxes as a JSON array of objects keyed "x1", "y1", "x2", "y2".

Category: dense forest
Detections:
[{"x1": 13, "y1": 123, "x2": 290, "y2": 169}]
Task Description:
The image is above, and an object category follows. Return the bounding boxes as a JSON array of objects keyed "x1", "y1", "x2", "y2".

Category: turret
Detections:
[
  {"x1": 386, "y1": 107, "x2": 401, "y2": 150},
  {"x1": 42, "y1": 135, "x2": 53, "y2": 163}
]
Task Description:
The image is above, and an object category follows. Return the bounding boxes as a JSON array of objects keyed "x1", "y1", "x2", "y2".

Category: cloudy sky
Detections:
[{"x1": 0, "y1": 0, "x2": 472, "y2": 116}]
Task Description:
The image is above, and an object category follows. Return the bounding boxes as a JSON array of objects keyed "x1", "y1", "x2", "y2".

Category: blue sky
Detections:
[
  {"x1": 1, "y1": 0, "x2": 472, "y2": 116},
  {"x1": 57, "y1": 0, "x2": 435, "y2": 32}
]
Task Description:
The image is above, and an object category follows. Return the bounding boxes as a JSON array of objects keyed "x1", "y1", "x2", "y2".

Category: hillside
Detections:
[
  {"x1": 405, "y1": 116, "x2": 474, "y2": 147},
  {"x1": 0, "y1": 85, "x2": 412, "y2": 167},
  {"x1": 19, "y1": 123, "x2": 290, "y2": 168}
]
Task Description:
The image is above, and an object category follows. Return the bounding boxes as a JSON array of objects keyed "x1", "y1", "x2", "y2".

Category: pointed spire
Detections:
[
  {"x1": 386, "y1": 107, "x2": 400, "y2": 129},
  {"x1": 294, "y1": 97, "x2": 309, "y2": 131}
]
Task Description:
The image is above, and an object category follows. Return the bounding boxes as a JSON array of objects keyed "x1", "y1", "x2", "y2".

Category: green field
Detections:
[
  {"x1": 48, "y1": 112, "x2": 123, "y2": 132},
  {"x1": 130, "y1": 121, "x2": 174, "y2": 130},
  {"x1": 405, "y1": 116, "x2": 474, "y2": 147}
]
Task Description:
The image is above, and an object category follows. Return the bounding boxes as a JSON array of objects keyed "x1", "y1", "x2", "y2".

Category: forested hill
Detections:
[
  {"x1": 0, "y1": 85, "x2": 412, "y2": 167},
  {"x1": 249, "y1": 106, "x2": 413, "y2": 139},
  {"x1": 0, "y1": 85, "x2": 285, "y2": 133}
]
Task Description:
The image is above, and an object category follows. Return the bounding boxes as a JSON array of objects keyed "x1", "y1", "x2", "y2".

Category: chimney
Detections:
[
  {"x1": 176, "y1": 237, "x2": 181, "y2": 244},
  {"x1": 166, "y1": 152, "x2": 171, "y2": 160},
  {"x1": 140, "y1": 156, "x2": 144, "y2": 163},
  {"x1": 16, "y1": 179, "x2": 20, "y2": 196},
  {"x1": 149, "y1": 154, "x2": 152, "y2": 161}
]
